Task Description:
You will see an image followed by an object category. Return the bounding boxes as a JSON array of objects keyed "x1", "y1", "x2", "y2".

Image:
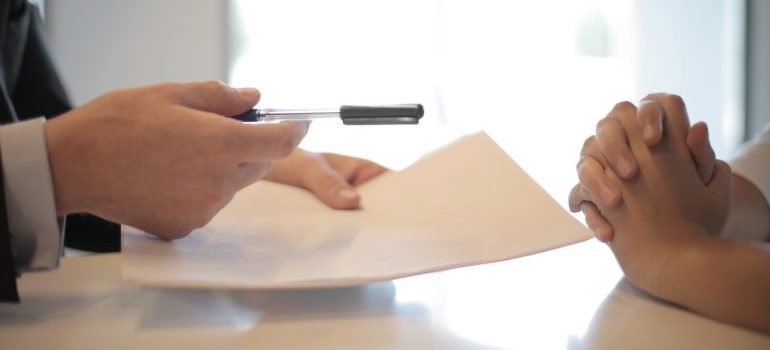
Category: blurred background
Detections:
[{"x1": 40, "y1": 0, "x2": 769, "y2": 210}]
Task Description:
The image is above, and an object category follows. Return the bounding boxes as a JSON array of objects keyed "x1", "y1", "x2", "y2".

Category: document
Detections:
[{"x1": 122, "y1": 132, "x2": 592, "y2": 288}]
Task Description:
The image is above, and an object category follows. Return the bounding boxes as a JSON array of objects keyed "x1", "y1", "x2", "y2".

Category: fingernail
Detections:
[
  {"x1": 617, "y1": 158, "x2": 634, "y2": 178},
  {"x1": 338, "y1": 188, "x2": 359, "y2": 202},
  {"x1": 643, "y1": 125, "x2": 655, "y2": 141},
  {"x1": 237, "y1": 87, "x2": 260, "y2": 98}
]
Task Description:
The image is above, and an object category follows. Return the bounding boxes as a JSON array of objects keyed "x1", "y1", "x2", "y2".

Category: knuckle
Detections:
[
  {"x1": 203, "y1": 79, "x2": 228, "y2": 91},
  {"x1": 158, "y1": 82, "x2": 182, "y2": 91},
  {"x1": 145, "y1": 82, "x2": 179, "y2": 96},
  {"x1": 662, "y1": 94, "x2": 685, "y2": 109},
  {"x1": 642, "y1": 92, "x2": 665, "y2": 102},
  {"x1": 612, "y1": 101, "x2": 636, "y2": 114},
  {"x1": 641, "y1": 92, "x2": 656, "y2": 100},
  {"x1": 595, "y1": 116, "x2": 614, "y2": 131},
  {"x1": 576, "y1": 156, "x2": 594, "y2": 178},
  {"x1": 637, "y1": 102, "x2": 658, "y2": 120},
  {"x1": 581, "y1": 136, "x2": 596, "y2": 153},
  {"x1": 155, "y1": 82, "x2": 184, "y2": 100},
  {"x1": 200, "y1": 80, "x2": 233, "y2": 103},
  {"x1": 595, "y1": 118, "x2": 620, "y2": 141}
]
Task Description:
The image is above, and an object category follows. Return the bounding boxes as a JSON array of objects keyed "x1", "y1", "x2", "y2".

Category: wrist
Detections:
[
  {"x1": 44, "y1": 116, "x2": 87, "y2": 215},
  {"x1": 616, "y1": 224, "x2": 711, "y2": 297},
  {"x1": 643, "y1": 233, "x2": 718, "y2": 303}
]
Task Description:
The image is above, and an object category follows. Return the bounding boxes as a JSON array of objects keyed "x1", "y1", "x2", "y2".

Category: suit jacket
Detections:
[{"x1": 0, "y1": 0, "x2": 120, "y2": 302}]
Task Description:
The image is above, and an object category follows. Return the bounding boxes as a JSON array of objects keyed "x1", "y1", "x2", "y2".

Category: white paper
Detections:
[{"x1": 122, "y1": 132, "x2": 592, "y2": 288}]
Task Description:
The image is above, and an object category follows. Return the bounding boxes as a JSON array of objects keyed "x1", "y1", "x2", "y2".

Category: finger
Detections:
[
  {"x1": 302, "y1": 163, "x2": 362, "y2": 210},
  {"x1": 168, "y1": 80, "x2": 261, "y2": 117},
  {"x1": 577, "y1": 155, "x2": 621, "y2": 207},
  {"x1": 578, "y1": 136, "x2": 621, "y2": 206},
  {"x1": 637, "y1": 97, "x2": 665, "y2": 145},
  {"x1": 611, "y1": 101, "x2": 648, "y2": 154},
  {"x1": 645, "y1": 93, "x2": 690, "y2": 142},
  {"x1": 595, "y1": 116, "x2": 637, "y2": 179},
  {"x1": 687, "y1": 121, "x2": 716, "y2": 184},
  {"x1": 230, "y1": 122, "x2": 310, "y2": 162},
  {"x1": 580, "y1": 135, "x2": 607, "y2": 164},
  {"x1": 580, "y1": 202, "x2": 614, "y2": 242},
  {"x1": 568, "y1": 183, "x2": 586, "y2": 212},
  {"x1": 322, "y1": 153, "x2": 389, "y2": 186},
  {"x1": 234, "y1": 161, "x2": 273, "y2": 189}
]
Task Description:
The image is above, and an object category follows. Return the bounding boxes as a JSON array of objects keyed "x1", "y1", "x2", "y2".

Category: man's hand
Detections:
[
  {"x1": 568, "y1": 93, "x2": 717, "y2": 242},
  {"x1": 44, "y1": 81, "x2": 308, "y2": 239},
  {"x1": 265, "y1": 149, "x2": 388, "y2": 209}
]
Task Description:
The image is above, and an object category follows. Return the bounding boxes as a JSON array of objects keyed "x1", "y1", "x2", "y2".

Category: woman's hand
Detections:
[{"x1": 568, "y1": 93, "x2": 717, "y2": 242}]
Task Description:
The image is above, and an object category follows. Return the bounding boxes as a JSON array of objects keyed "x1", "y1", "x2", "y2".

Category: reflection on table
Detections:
[{"x1": 1, "y1": 240, "x2": 768, "y2": 349}]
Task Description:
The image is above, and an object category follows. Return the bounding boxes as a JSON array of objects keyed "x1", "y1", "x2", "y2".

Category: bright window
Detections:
[{"x1": 229, "y1": 0, "x2": 743, "y2": 208}]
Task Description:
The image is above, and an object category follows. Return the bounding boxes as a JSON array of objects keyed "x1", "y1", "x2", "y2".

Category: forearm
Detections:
[
  {"x1": 722, "y1": 174, "x2": 770, "y2": 242},
  {"x1": 654, "y1": 237, "x2": 770, "y2": 334}
]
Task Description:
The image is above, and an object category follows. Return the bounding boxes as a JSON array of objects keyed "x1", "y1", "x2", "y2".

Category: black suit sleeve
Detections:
[
  {"x1": 7, "y1": 2, "x2": 121, "y2": 253},
  {"x1": 10, "y1": 1, "x2": 69, "y2": 121},
  {"x1": 0, "y1": 151, "x2": 20, "y2": 302},
  {"x1": 0, "y1": 0, "x2": 121, "y2": 302}
]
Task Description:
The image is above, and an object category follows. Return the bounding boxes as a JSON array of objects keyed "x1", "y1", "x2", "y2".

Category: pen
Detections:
[{"x1": 232, "y1": 104, "x2": 424, "y2": 125}]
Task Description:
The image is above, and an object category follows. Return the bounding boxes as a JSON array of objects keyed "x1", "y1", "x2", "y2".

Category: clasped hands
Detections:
[{"x1": 567, "y1": 93, "x2": 731, "y2": 289}]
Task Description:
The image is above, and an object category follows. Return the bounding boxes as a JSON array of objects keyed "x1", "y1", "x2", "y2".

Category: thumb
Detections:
[
  {"x1": 171, "y1": 80, "x2": 260, "y2": 116},
  {"x1": 708, "y1": 159, "x2": 732, "y2": 204},
  {"x1": 304, "y1": 167, "x2": 361, "y2": 210}
]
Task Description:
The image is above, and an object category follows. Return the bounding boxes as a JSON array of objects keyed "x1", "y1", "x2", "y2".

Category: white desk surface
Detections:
[{"x1": 1, "y1": 240, "x2": 768, "y2": 350}]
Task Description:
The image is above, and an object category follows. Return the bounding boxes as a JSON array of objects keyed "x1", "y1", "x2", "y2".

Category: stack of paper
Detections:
[{"x1": 122, "y1": 132, "x2": 591, "y2": 288}]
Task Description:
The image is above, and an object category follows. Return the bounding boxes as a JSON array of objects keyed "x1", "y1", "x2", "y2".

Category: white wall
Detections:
[
  {"x1": 632, "y1": 0, "x2": 744, "y2": 157},
  {"x1": 44, "y1": 0, "x2": 228, "y2": 106},
  {"x1": 746, "y1": 0, "x2": 770, "y2": 139}
]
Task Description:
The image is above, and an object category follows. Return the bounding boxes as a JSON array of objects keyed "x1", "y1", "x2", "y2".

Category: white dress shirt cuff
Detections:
[{"x1": 0, "y1": 117, "x2": 63, "y2": 272}]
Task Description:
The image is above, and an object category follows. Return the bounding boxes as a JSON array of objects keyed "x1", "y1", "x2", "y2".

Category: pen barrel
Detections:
[{"x1": 340, "y1": 104, "x2": 424, "y2": 125}]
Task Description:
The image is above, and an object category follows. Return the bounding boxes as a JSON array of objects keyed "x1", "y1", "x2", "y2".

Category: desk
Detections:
[{"x1": 1, "y1": 240, "x2": 768, "y2": 349}]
